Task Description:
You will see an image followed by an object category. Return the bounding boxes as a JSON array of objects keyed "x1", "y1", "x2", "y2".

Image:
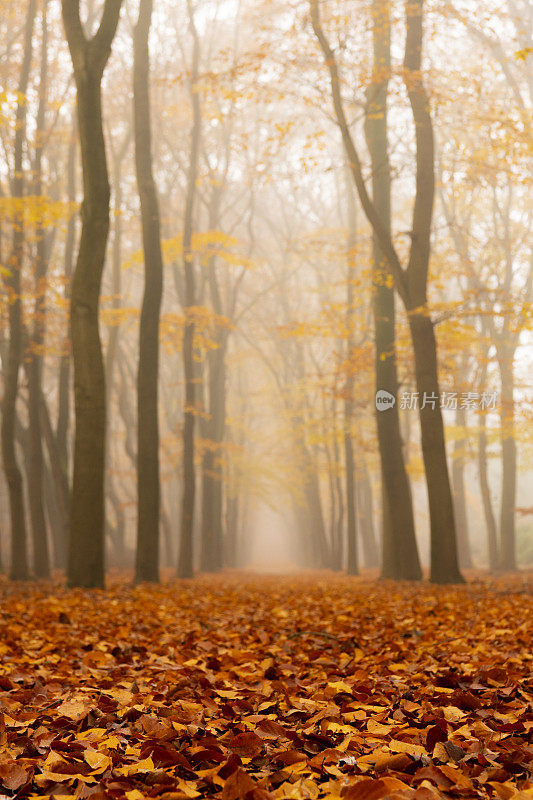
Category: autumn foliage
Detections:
[{"x1": 0, "y1": 574, "x2": 531, "y2": 800}]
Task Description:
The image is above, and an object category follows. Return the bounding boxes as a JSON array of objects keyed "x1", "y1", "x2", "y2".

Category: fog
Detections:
[{"x1": 0, "y1": 0, "x2": 531, "y2": 585}]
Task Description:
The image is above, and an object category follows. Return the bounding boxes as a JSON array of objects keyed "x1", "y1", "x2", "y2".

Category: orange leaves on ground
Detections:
[{"x1": 0, "y1": 574, "x2": 531, "y2": 800}]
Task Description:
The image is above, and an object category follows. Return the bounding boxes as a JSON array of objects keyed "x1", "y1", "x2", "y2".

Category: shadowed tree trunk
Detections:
[
  {"x1": 61, "y1": 0, "x2": 123, "y2": 588},
  {"x1": 133, "y1": 0, "x2": 164, "y2": 583},
  {"x1": 177, "y1": 0, "x2": 201, "y2": 579},
  {"x1": 56, "y1": 115, "x2": 77, "y2": 487},
  {"x1": 344, "y1": 173, "x2": 358, "y2": 576},
  {"x1": 40, "y1": 394, "x2": 69, "y2": 567},
  {"x1": 357, "y1": 461, "x2": 379, "y2": 569},
  {"x1": 364, "y1": 0, "x2": 421, "y2": 581},
  {"x1": 477, "y1": 392, "x2": 498, "y2": 571},
  {"x1": 1, "y1": 0, "x2": 37, "y2": 581},
  {"x1": 311, "y1": 0, "x2": 462, "y2": 583},
  {"x1": 451, "y1": 404, "x2": 473, "y2": 569},
  {"x1": 27, "y1": 0, "x2": 51, "y2": 578},
  {"x1": 497, "y1": 349, "x2": 516, "y2": 570}
]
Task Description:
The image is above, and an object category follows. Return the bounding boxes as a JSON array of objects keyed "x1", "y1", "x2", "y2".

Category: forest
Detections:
[{"x1": 0, "y1": 0, "x2": 532, "y2": 798}]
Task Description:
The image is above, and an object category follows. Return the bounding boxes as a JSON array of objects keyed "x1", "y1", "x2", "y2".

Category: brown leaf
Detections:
[
  {"x1": 0, "y1": 761, "x2": 31, "y2": 791},
  {"x1": 222, "y1": 767, "x2": 257, "y2": 800},
  {"x1": 228, "y1": 732, "x2": 263, "y2": 757}
]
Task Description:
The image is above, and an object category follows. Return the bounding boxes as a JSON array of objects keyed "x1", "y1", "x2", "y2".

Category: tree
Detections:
[
  {"x1": 363, "y1": 0, "x2": 421, "y2": 580},
  {"x1": 1, "y1": 0, "x2": 37, "y2": 581},
  {"x1": 133, "y1": 0, "x2": 164, "y2": 583},
  {"x1": 62, "y1": 0, "x2": 124, "y2": 588},
  {"x1": 310, "y1": 0, "x2": 463, "y2": 583},
  {"x1": 177, "y1": 0, "x2": 201, "y2": 579},
  {"x1": 27, "y1": 0, "x2": 51, "y2": 579}
]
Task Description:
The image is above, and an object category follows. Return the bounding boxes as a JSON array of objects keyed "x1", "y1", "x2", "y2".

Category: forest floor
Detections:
[{"x1": 0, "y1": 572, "x2": 531, "y2": 800}]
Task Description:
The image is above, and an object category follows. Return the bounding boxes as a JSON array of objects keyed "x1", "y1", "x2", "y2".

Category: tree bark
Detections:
[
  {"x1": 477, "y1": 402, "x2": 498, "y2": 570},
  {"x1": 200, "y1": 338, "x2": 227, "y2": 572},
  {"x1": 133, "y1": 0, "x2": 163, "y2": 583},
  {"x1": 408, "y1": 313, "x2": 462, "y2": 582},
  {"x1": 344, "y1": 174, "x2": 358, "y2": 576},
  {"x1": 1, "y1": 0, "x2": 37, "y2": 581},
  {"x1": 200, "y1": 192, "x2": 228, "y2": 573},
  {"x1": 310, "y1": 0, "x2": 462, "y2": 583},
  {"x1": 56, "y1": 115, "x2": 77, "y2": 481},
  {"x1": 451, "y1": 405, "x2": 473, "y2": 569},
  {"x1": 27, "y1": 0, "x2": 51, "y2": 578},
  {"x1": 364, "y1": 0, "x2": 421, "y2": 580},
  {"x1": 61, "y1": 0, "x2": 123, "y2": 588},
  {"x1": 177, "y1": 0, "x2": 201, "y2": 579},
  {"x1": 498, "y1": 353, "x2": 516, "y2": 570},
  {"x1": 357, "y1": 461, "x2": 380, "y2": 569}
]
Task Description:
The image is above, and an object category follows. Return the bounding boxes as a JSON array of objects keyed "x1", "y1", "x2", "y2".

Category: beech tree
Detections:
[
  {"x1": 363, "y1": 0, "x2": 421, "y2": 581},
  {"x1": 177, "y1": 0, "x2": 201, "y2": 579},
  {"x1": 1, "y1": 0, "x2": 37, "y2": 581},
  {"x1": 133, "y1": 0, "x2": 164, "y2": 583},
  {"x1": 62, "y1": 0, "x2": 124, "y2": 588},
  {"x1": 310, "y1": 0, "x2": 463, "y2": 583}
]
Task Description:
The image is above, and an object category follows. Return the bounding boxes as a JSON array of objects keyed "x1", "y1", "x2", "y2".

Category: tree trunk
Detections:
[
  {"x1": 408, "y1": 313, "x2": 463, "y2": 582},
  {"x1": 104, "y1": 128, "x2": 130, "y2": 565},
  {"x1": 332, "y1": 424, "x2": 344, "y2": 570},
  {"x1": 310, "y1": 0, "x2": 461, "y2": 583},
  {"x1": 357, "y1": 462, "x2": 380, "y2": 569},
  {"x1": 344, "y1": 174, "x2": 358, "y2": 576},
  {"x1": 177, "y1": 0, "x2": 201, "y2": 579},
  {"x1": 62, "y1": 0, "x2": 123, "y2": 588},
  {"x1": 365, "y1": 0, "x2": 421, "y2": 581},
  {"x1": 40, "y1": 393, "x2": 69, "y2": 567},
  {"x1": 27, "y1": 0, "x2": 51, "y2": 578},
  {"x1": 498, "y1": 354, "x2": 516, "y2": 570},
  {"x1": 451, "y1": 405, "x2": 472, "y2": 569},
  {"x1": 56, "y1": 115, "x2": 77, "y2": 481},
  {"x1": 200, "y1": 338, "x2": 227, "y2": 572},
  {"x1": 477, "y1": 405, "x2": 498, "y2": 570},
  {"x1": 1, "y1": 0, "x2": 37, "y2": 581},
  {"x1": 133, "y1": 0, "x2": 163, "y2": 583}
]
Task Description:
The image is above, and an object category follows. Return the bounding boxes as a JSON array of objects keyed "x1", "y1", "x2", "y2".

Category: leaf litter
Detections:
[{"x1": 0, "y1": 573, "x2": 531, "y2": 800}]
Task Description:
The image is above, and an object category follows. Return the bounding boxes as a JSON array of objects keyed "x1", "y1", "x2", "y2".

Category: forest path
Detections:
[{"x1": 0, "y1": 573, "x2": 531, "y2": 799}]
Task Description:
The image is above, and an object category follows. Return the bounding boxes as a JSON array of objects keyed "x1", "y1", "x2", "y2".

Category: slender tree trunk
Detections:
[
  {"x1": 477, "y1": 405, "x2": 498, "y2": 570},
  {"x1": 133, "y1": 0, "x2": 163, "y2": 583},
  {"x1": 27, "y1": 0, "x2": 51, "y2": 578},
  {"x1": 332, "y1": 424, "x2": 344, "y2": 570},
  {"x1": 177, "y1": 0, "x2": 201, "y2": 578},
  {"x1": 62, "y1": 0, "x2": 123, "y2": 588},
  {"x1": 56, "y1": 116, "x2": 77, "y2": 480},
  {"x1": 365, "y1": 0, "x2": 421, "y2": 581},
  {"x1": 43, "y1": 454, "x2": 66, "y2": 569},
  {"x1": 225, "y1": 492, "x2": 239, "y2": 568},
  {"x1": 344, "y1": 175, "x2": 358, "y2": 576},
  {"x1": 104, "y1": 129, "x2": 130, "y2": 566},
  {"x1": 358, "y1": 461, "x2": 380, "y2": 568},
  {"x1": 1, "y1": 0, "x2": 37, "y2": 581},
  {"x1": 40, "y1": 394, "x2": 69, "y2": 567},
  {"x1": 451, "y1": 405, "x2": 472, "y2": 569},
  {"x1": 200, "y1": 338, "x2": 227, "y2": 572},
  {"x1": 310, "y1": 0, "x2": 461, "y2": 583},
  {"x1": 408, "y1": 314, "x2": 463, "y2": 582},
  {"x1": 498, "y1": 354, "x2": 516, "y2": 570},
  {"x1": 302, "y1": 446, "x2": 330, "y2": 568}
]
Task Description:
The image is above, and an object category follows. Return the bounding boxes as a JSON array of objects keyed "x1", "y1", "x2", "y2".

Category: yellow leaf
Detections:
[
  {"x1": 116, "y1": 756, "x2": 154, "y2": 776},
  {"x1": 84, "y1": 749, "x2": 112, "y2": 773}
]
